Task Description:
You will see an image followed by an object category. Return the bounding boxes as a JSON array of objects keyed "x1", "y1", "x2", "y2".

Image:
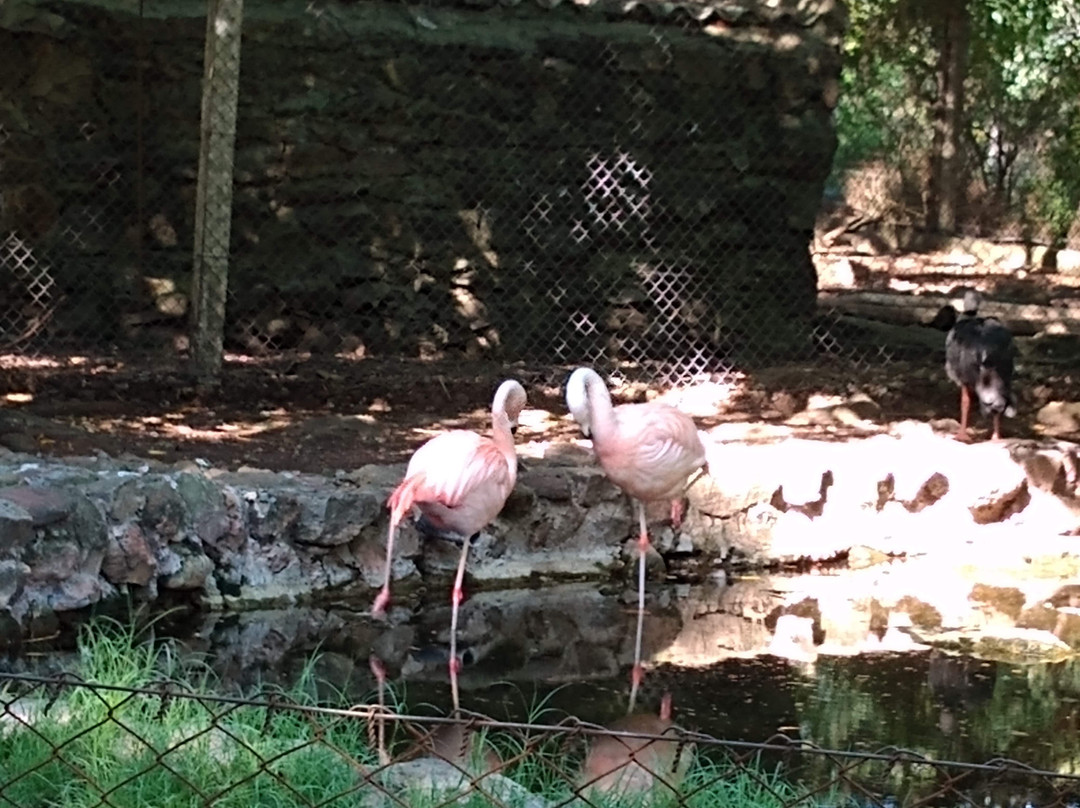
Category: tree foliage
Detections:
[{"x1": 833, "y1": 0, "x2": 1080, "y2": 242}]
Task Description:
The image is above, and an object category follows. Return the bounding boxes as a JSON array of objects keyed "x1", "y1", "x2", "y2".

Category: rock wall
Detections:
[
  {"x1": 0, "y1": 0, "x2": 842, "y2": 362},
  {"x1": 1, "y1": 422, "x2": 1079, "y2": 642}
]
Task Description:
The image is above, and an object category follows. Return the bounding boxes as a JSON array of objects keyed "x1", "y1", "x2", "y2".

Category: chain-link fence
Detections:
[
  {"x1": 0, "y1": 0, "x2": 196, "y2": 361},
  {"x1": 3, "y1": 671, "x2": 1080, "y2": 808},
  {"x1": 2, "y1": 0, "x2": 1080, "y2": 387}
]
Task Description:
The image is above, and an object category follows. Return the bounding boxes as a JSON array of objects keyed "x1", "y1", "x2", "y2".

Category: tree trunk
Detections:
[
  {"x1": 191, "y1": 0, "x2": 244, "y2": 389},
  {"x1": 925, "y1": 0, "x2": 971, "y2": 234}
]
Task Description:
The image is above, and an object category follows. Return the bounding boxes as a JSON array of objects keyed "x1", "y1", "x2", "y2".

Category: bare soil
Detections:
[{"x1": 1, "y1": 352, "x2": 1078, "y2": 474}]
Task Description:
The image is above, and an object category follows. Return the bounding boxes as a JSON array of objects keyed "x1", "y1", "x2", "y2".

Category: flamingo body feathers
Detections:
[
  {"x1": 566, "y1": 368, "x2": 706, "y2": 506},
  {"x1": 372, "y1": 379, "x2": 526, "y2": 623},
  {"x1": 591, "y1": 401, "x2": 707, "y2": 504},
  {"x1": 393, "y1": 430, "x2": 517, "y2": 539}
]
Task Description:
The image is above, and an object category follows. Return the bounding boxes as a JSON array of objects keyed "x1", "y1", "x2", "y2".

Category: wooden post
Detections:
[{"x1": 191, "y1": 0, "x2": 243, "y2": 388}]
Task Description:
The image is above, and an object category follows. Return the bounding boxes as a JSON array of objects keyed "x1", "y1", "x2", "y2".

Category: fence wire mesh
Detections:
[
  {"x1": 0, "y1": 0, "x2": 195, "y2": 360},
  {"x1": 2, "y1": 0, "x2": 1080, "y2": 386},
  {"x1": 3, "y1": 671, "x2": 1080, "y2": 808}
]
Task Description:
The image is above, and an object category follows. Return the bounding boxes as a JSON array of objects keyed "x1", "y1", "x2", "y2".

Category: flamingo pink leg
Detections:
[
  {"x1": 449, "y1": 533, "x2": 472, "y2": 714},
  {"x1": 372, "y1": 515, "x2": 399, "y2": 617},
  {"x1": 628, "y1": 499, "x2": 649, "y2": 713},
  {"x1": 670, "y1": 498, "x2": 685, "y2": 530},
  {"x1": 368, "y1": 655, "x2": 390, "y2": 766}
]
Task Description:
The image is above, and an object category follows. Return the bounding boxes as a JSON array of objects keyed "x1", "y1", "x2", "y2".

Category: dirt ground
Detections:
[{"x1": 1, "y1": 351, "x2": 1078, "y2": 474}]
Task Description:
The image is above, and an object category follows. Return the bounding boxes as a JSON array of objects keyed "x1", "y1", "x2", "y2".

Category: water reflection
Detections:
[
  {"x1": 142, "y1": 580, "x2": 1080, "y2": 777},
  {"x1": 7, "y1": 578, "x2": 1080, "y2": 782}
]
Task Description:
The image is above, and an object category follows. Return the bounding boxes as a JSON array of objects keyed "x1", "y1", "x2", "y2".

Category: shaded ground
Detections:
[{"x1": 2, "y1": 350, "x2": 1079, "y2": 474}]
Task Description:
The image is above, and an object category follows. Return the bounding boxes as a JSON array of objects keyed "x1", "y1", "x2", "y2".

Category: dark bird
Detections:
[
  {"x1": 945, "y1": 290, "x2": 1016, "y2": 442},
  {"x1": 927, "y1": 303, "x2": 958, "y2": 331}
]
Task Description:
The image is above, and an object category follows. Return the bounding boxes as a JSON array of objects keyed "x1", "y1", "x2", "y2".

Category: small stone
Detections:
[
  {"x1": 900, "y1": 472, "x2": 949, "y2": 513},
  {"x1": 499, "y1": 485, "x2": 536, "y2": 519},
  {"x1": 24, "y1": 538, "x2": 83, "y2": 581},
  {"x1": 0, "y1": 432, "x2": 38, "y2": 454},
  {"x1": 373, "y1": 759, "x2": 549, "y2": 808},
  {"x1": 973, "y1": 628, "x2": 1073, "y2": 663},
  {"x1": 1036, "y1": 401, "x2": 1080, "y2": 433},
  {"x1": 163, "y1": 551, "x2": 214, "y2": 590},
  {"x1": 140, "y1": 480, "x2": 186, "y2": 542},
  {"x1": 969, "y1": 479, "x2": 1030, "y2": 525},
  {"x1": 176, "y1": 473, "x2": 229, "y2": 543},
  {"x1": 847, "y1": 545, "x2": 890, "y2": 569},
  {"x1": 1020, "y1": 453, "x2": 1064, "y2": 493},
  {"x1": 109, "y1": 479, "x2": 145, "y2": 522},
  {"x1": 50, "y1": 573, "x2": 109, "y2": 612}
]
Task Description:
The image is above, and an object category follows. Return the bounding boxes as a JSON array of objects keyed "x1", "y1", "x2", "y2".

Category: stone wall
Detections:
[
  {"x1": 0, "y1": 0, "x2": 842, "y2": 362},
  {"x1": 2, "y1": 423, "x2": 1079, "y2": 643}
]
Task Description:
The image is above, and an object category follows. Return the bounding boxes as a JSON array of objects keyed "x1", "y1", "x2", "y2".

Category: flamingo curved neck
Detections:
[
  {"x1": 490, "y1": 405, "x2": 517, "y2": 469},
  {"x1": 584, "y1": 373, "x2": 618, "y2": 444},
  {"x1": 492, "y1": 411, "x2": 514, "y2": 445}
]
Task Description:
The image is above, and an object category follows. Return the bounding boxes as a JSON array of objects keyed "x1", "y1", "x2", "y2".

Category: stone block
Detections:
[
  {"x1": 0, "y1": 559, "x2": 29, "y2": 610},
  {"x1": 0, "y1": 498, "x2": 34, "y2": 556},
  {"x1": 102, "y1": 523, "x2": 157, "y2": 587},
  {"x1": 164, "y1": 550, "x2": 215, "y2": 591},
  {"x1": 0, "y1": 486, "x2": 75, "y2": 526}
]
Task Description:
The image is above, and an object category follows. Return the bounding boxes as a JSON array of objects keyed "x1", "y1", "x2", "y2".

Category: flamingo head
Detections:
[
  {"x1": 494, "y1": 379, "x2": 528, "y2": 433},
  {"x1": 565, "y1": 367, "x2": 599, "y2": 438}
]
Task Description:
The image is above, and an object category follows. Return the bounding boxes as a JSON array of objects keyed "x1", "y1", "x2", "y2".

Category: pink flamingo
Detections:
[
  {"x1": 565, "y1": 367, "x2": 707, "y2": 709},
  {"x1": 368, "y1": 653, "x2": 503, "y2": 774},
  {"x1": 371, "y1": 378, "x2": 527, "y2": 711},
  {"x1": 578, "y1": 693, "x2": 694, "y2": 799}
]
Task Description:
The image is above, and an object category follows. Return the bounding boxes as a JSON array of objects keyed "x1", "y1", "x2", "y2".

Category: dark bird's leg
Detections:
[
  {"x1": 992, "y1": 412, "x2": 1003, "y2": 441},
  {"x1": 957, "y1": 386, "x2": 972, "y2": 442}
]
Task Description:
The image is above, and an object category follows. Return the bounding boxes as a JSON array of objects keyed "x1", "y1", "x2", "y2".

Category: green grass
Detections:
[{"x1": 0, "y1": 619, "x2": 815, "y2": 808}]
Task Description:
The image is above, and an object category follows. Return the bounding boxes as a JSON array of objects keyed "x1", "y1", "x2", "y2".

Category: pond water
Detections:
[
  {"x1": 152, "y1": 577, "x2": 1080, "y2": 777},
  {"x1": 402, "y1": 635, "x2": 1080, "y2": 774},
  {"x1": 6, "y1": 575, "x2": 1080, "y2": 800}
]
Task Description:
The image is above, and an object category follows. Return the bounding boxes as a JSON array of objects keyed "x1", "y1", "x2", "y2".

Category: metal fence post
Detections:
[{"x1": 191, "y1": 0, "x2": 243, "y2": 387}]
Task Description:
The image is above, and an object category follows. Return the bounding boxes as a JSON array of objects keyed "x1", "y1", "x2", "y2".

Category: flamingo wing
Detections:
[
  {"x1": 616, "y1": 403, "x2": 706, "y2": 471},
  {"x1": 592, "y1": 403, "x2": 705, "y2": 502},
  {"x1": 406, "y1": 430, "x2": 515, "y2": 510}
]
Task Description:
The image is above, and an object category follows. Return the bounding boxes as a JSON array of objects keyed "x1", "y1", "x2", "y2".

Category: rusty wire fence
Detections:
[
  {"x1": 3, "y1": 671, "x2": 1080, "y2": 808},
  {"x1": 2, "y1": 0, "x2": 1080, "y2": 386}
]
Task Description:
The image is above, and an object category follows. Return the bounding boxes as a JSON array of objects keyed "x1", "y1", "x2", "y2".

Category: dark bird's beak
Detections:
[{"x1": 511, "y1": 424, "x2": 519, "y2": 436}]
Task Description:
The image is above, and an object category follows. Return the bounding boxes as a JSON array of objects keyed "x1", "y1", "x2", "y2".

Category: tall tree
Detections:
[
  {"x1": 924, "y1": 0, "x2": 971, "y2": 233},
  {"x1": 836, "y1": 0, "x2": 1080, "y2": 241}
]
